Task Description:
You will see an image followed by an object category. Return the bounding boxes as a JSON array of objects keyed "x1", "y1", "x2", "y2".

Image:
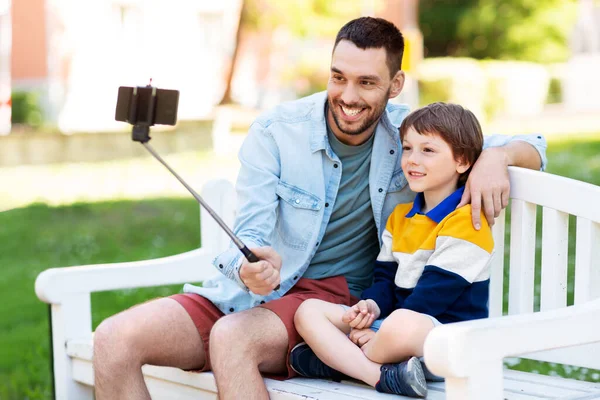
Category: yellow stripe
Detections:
[
  {"x1": 436, "y1": 205, "x2": 494, "y2": 253},
  {"x1": 386, "y1": 203, "x2": 494, "y2": 255}
]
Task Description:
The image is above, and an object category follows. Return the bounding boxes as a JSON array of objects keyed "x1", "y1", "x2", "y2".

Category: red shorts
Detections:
[{"x1": 171, "y1": 275, "x2": 357, "y2": 379}]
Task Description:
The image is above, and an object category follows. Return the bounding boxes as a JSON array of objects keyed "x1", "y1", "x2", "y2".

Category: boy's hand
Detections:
[
  {"x1": 239, "y1": 246, "x2": 282, "y2": 295},
  {"x1": 342, "y1": 299, "x2": 380, "y2": 329},
  {"x1": 349, "y1": 328, "x2": 376, "y2": 348}
]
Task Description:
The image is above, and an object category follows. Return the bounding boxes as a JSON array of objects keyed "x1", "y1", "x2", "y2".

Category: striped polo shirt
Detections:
[{"x1": 361, "y1": 186, "x2": 494, "y2": 324}]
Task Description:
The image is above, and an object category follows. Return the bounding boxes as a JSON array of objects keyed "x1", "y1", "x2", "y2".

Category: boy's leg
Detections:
[
  {"x1": 294, "y1": 299, "x2": 381, "y2": 386},
  {"x1": 361, "y1": 309, "x2": 436, "y2": 364},
  {"x1": 93, "y1": 297, "x2": 214, "y2": 400}
]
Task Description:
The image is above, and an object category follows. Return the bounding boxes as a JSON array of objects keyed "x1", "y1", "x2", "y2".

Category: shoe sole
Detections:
[{"x1": 406, "y1": 357, "x2": 428, "y2": 398}]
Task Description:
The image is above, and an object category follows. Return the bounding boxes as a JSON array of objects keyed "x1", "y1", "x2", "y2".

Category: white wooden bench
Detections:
[{"x1": 35, "y1": 167, "x2": 600, "y2": 399}]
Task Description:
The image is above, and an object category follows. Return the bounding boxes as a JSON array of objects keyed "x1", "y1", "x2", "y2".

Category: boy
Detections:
[{"x1": 290, "y1": 102, "x2": 494, "y2": 398}]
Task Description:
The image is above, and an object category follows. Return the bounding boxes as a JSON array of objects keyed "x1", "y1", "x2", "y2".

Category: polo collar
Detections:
[{"x1": 406, "y1": 186, "x2": 466, "y2": 223}]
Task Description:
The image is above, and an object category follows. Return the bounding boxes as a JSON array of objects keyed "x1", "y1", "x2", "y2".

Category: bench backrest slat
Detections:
[
  {"x1": 540, "y1": 208, "x2": 569, "y2": 311},
  {"x1": 508, "y1": 199, "x2": 537, "y2": 315},
  {"x1": 574, "y1": 218, "x2": 600, "y2": 305},
  {"x1": 489, "y1": 209, "x2": 506, "y2": 318}
]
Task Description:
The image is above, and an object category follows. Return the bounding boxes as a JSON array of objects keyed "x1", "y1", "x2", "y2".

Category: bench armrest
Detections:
[
  {"x1": 424, "y1": 298, "x2": 600, "y2": 378},
  {"x1": 35, "y1": 247, "x2": 217, "y2": 304}
]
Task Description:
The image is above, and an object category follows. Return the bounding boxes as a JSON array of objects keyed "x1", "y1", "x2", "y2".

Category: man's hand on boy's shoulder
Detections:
[
  {"x1": 458, "y1": 147, "x2": 510, "y2": 230},
  {"x1": 239, "y1": 246, "x2": 282, "y2": 296},
  {"x1": 342, "y1": 299, "x2": 381, "y2": 329}
]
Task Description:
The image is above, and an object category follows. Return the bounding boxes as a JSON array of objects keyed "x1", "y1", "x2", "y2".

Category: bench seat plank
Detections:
[{"x1": 67, "y1": 339, "x2": 600, "y2": 399}]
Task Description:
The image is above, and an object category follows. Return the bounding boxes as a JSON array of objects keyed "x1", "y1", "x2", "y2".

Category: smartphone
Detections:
[{"x1": 115, "y1": 86, "x2": 179, "y2": 126}]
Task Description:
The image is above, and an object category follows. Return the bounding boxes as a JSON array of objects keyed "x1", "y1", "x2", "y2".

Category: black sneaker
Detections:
[
  {"x1": 289, "y1": 342, "x2": 348, "y2": 382},
  {"x1": 376, "y1": 356, "x2": 428, "y2": 398},
  {"x1": 419, "y1": 356, "x2": 445, "y2": 382}
]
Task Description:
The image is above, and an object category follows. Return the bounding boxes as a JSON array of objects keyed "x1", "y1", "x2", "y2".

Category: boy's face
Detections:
[
  {"x1": 326, "y1": 40, "x2": 404, "y2": 145},
  {"x1": 401, "y1": 127, "x2": 469, "y2": 199}
]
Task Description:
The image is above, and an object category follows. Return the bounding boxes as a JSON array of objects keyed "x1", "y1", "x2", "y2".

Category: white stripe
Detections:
[
  {"x1": 427, "y1": 236, "x2": 492, "y2": 283},
  {"x1": 376, "y1": 228, "x2": 395, "y2": 262},
  {"x1": 393, "y1": 249, "x2": 434, "y2": 288}
]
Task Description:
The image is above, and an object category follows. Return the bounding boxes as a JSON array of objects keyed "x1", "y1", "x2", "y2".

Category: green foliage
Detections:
[
  {"x1": 417, "y1": 78, "x2": 452, "y2": 106},
  {"x1": 546, "y1": 77, "x2": 563, "y2": 104},
  {"x1": 243, "y1": 0, "x2": 363, "y2": 38},
  {"x1": 420, "y1": 0, "x2": 578, "y2": 63},
  {"x1": 11, "y1": 91, "x2": 43, "y2": 127}
]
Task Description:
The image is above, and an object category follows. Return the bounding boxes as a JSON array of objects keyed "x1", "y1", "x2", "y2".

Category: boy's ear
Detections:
[{"x1": 456, "y1": 158, "x2": 471, "y2": 174}]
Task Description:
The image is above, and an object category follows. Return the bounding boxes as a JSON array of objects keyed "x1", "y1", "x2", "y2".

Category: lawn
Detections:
[{"x1": 1, "y1": 134, "x2": 600, "y2": 399}]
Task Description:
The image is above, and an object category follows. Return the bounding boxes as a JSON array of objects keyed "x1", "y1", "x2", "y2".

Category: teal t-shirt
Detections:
[{"x1": 304, "y1": 124, "x2": 379, "y2": 297}]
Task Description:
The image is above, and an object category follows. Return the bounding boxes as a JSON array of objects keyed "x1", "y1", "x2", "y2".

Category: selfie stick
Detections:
[
  {"x1": 139, "y1": 140, "x2": 260, "y2": 264},
  {"x1": 120, "y1": 84, "x2": 278, "y2": 288}
]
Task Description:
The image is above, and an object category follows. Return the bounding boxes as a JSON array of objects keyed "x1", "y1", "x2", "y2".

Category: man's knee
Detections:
[
  {"x1": 94, "y1": 313, "x2": 143, "y2": 368},
  {"x1": 210, "y1": 309, "x2": 286, "y2": 359},
  {"x1": 209, "y1": 313, "x2": 248, "y2": 351}
]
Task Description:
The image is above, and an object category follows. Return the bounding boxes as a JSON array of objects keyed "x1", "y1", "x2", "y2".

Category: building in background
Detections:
[
  {"x1": 0, "y1": 0, "x2": 11, "y2": 135},
  {"x1": 8, "y1": 0, "x2": 242, "y2": 133}
]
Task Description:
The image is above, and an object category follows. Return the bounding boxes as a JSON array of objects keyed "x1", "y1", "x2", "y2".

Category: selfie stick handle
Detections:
[{"x1": 142, "y1": 142, "x2": 260, "y2": 265}]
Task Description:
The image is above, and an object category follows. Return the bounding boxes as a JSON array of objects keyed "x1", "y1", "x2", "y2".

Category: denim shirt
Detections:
[{"x1": 183, "y1": 91, "x2": 548, "y2": 314}]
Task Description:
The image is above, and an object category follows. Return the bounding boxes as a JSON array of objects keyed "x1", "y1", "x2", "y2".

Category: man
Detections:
[{"x1": 93, "y1": 17, "x2": 546, "y2": 400}]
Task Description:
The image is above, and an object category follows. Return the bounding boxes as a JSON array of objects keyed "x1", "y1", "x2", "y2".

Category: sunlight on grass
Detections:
[{"x1": 0, "y1": 150, "x2": 240, "y2": 212}]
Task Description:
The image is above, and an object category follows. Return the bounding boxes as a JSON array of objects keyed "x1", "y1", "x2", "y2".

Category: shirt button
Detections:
[
  {"x1": 334, "y1": 164, "x2": 339, "y2": 168},
  {"x1": 218, "y1": 264, "x2": 223, "y2": 269},
  {"x1": 295, "y1": 199, "x2": 300, "y2": 204},
  {"x1": 229, "y1": 308, "x2": 234, "y2": 312},
  {"x1": 260, "y1": 300, "x2": 265, "y2": 304},
  {"x1": 325, "y1": 202, "x2": 329, "y2": 207},
  {"x1": 315, "y1": 241, "x2": 320, "y2": 246},
  {"x1": 293, "y1": 276, "x2": 298, "y2": 280},
  {"x1": 537, "y1": 136, "x2": 542, "y2": 139},
  {"x1": 389, "y1": 149, "x2": 395, "y2": 155},
  {"x1": 378, "y1": 188, "x2": 383, "y2": 193}
]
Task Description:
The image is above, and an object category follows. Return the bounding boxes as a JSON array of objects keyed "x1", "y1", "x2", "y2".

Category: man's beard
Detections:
[{"x1": 328, "y1": 89, "x2": 390, "y2": 136}]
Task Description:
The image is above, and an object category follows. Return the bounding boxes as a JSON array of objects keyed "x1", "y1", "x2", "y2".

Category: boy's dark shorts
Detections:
[{"x1": 170, "y1": 275, "x2": 357, "y2": 379}]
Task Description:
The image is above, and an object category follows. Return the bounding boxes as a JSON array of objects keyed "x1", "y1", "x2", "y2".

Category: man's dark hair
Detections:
[
  {"x1": 399, "y1": 102, "x2": 484, "y2": 185},
  {"x1": 334, "y1": 17, "x2": 404, "y2": 78}
]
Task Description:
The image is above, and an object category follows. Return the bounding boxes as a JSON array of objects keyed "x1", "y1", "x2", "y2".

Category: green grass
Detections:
[
  {"x1": 1, "y1": 135, "x2": 600, "y2": 398},
  {"x1": 0, "y1": 199, "x2": 200, "y2": 399}
]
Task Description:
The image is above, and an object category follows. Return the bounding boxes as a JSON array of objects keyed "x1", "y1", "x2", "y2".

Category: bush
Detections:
[{"x1": 11, "y1": 91, "x2": 43, "y2": 127}]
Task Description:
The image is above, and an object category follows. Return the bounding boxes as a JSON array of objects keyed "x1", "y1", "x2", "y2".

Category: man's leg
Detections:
[
  {"x1": 210, "y1": 307, "x2": 289, "y2": 400},
  {"x1": 93, "y1": 297, "x2": 206, "y2": 400}
]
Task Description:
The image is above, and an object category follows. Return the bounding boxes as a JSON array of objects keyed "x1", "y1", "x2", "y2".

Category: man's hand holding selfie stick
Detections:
[
  {"x1": 115, "y1": 82, "x2": 280, "y2": 294},
  {"x1": 239, "y1": 246, "x2": 282, "y2": 295}
]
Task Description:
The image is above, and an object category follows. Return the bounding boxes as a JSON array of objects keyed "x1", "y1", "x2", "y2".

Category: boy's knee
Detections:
[
  {"x1": 294, "y1": 299, "x2": 322, "y2": 328},
  {"x1": 381, "y1": 309, "x2": 421, "y2": 336}
]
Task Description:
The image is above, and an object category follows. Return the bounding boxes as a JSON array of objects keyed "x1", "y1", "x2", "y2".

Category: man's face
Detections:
[{"x1": 327, "y1": 40, "x2": 404, "y2": 145}]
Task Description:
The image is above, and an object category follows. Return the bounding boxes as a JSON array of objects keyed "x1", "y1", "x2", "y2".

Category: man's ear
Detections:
[
  {"x1": 456, "y1": 158, "x2": 471, "y2": 174},
  {"x1": 389, "y1": 71, "x2": 405, "y2": 99}
]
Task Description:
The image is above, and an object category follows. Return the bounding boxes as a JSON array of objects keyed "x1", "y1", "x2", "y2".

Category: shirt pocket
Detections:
[{"x1": 275, "y1": 181, "x2": 322, "y2": 251}]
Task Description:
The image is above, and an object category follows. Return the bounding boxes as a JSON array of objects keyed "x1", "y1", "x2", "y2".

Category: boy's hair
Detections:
[
  {"x1": 334, "y1": 17, "x2": 404, "y2": 78},
  {"x1": 399, "y1": 102, "x2": 483, "y2": 185}
]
